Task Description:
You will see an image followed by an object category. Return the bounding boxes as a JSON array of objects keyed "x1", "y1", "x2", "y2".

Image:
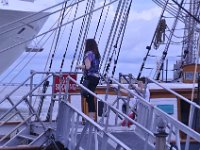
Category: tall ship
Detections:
[{"x1": 0, "y1": 0, "x2": 200, "y2": 150}]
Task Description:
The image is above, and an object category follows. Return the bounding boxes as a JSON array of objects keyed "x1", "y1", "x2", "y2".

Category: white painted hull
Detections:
[{"x1": 0, "y1": 9, "x2": 48, "y2": 74}]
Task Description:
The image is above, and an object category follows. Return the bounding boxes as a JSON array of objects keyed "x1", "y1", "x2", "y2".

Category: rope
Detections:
[
  {"x1": 103, "y1": 0, "x2": 127, "y2": 77},
  {"x1": 35, "y1": 1, "x2": 75, "y2": 117},
  {"x1": 70, "y1": 0, "x2": 92, "y2": 72},
  {"x1": 97, "y1": 0, "x2": 111, "y2": 44},
  {"x1": 153, "y1": 18, "x2": 167, "y2": 49},
  {"x1": 75, "y1": 0, "x2": 96, "y2": 71},
  {"x1": 53, "y1": 0, "x2": 76, "y2": 68},
  {"x1": 99, "y1": 0, "x2": 123, "y2": 74},
  {"x1": 0, "y1": 6, "x2": 67, "y2": 91},
  {"x1": 93, "y1": 0, "x2": 107, "y2": 39},
  {"x1": 0, "y1": 0, "x2": 71, "y2": 93},
  {"x1": 0, "y1": 28, "x2": 56, "y2": 85},
  {"x1": 154, "y1": 0, "x2": 185, "y2": 80},
  {"x1": 59, "y1": 2, "x2": 79, "y2": 72},
  {"x1": 111, "y1": 0, "x2": 132, "y2": 78},
  {"x1": 48, "y1": 1, "x2": 68, "y2": 72},
  {"x1": 0, "y1": 0, "x2": 119, "y2": 55},
  {"x1": 0, "y1": 0, "x2": 71, "y2": 36},
  {"x1": 137, "y1": 0, "x2": 169, "y2": 79}
]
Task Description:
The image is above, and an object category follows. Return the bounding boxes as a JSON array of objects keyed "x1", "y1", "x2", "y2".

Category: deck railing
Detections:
[
  {"x1": 0, "y1": 71, "x2": 155, "y2": 149},
  {"x1": 2, "y1": 71, "x2": 200, "y2": 149},
  {"x1": 148, "y1": 77, "x2": 200, "y2": 150}
]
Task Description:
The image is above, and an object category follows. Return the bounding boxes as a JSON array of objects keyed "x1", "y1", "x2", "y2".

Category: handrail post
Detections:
[
  {"x1": 154, "y1": 117, "x2": 168, "y2": 150},
  {"x1": 29, "y1": 70, "x2": 34, "y2": 121}
]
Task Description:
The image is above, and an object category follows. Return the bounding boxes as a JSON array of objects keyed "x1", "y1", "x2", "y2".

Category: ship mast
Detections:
[{"x1": 183, "y1": 0, "x2": 199, "y2": 64}]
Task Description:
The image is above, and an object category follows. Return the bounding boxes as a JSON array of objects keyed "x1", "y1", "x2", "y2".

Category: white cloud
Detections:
[{"x1": 130, "y1": 7, "x2": 161, "y2": 21}]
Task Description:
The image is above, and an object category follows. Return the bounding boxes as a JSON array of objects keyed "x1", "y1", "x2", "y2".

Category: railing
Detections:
[
  {"x1": 0, "y1": 71, "x2": 149, "y2": 149},
  {"x1": 66, "y1": 75, "x2": 156, "y2": 150},
  {"x1": 56, "y1": 100, "x2": 132, "y2": 150},
  {"x1": 2, "y1": 71, "x2": 199, "y2": 149},
  {"x1": 108, "y1": 75, "x2": 200, "y2": 150},
  {"x1": 97, "y1": 73, "x2": 200, "y2": 149},
  {"x1": 148, "y1": 77, "x2": 200, "y2": 150},
  {"x1": 0, "y1": 72, "x2": 54, "y2": 144}
]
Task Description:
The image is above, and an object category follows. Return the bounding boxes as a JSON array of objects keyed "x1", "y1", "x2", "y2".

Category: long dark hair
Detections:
[{"x1": 85, "y1": 39, "x2": 101, "y2": 59}]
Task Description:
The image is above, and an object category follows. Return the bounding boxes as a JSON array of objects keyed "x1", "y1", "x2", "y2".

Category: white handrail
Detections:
[
  {"x1": 67, "y1": 75, "x2": 155, "y2": 137},
  {"x1": 148, "y1": 78, "x2": 200, "y2": 110},
  {"x1": 109, "y1": 77, "x2": 200, "y2": 144}
]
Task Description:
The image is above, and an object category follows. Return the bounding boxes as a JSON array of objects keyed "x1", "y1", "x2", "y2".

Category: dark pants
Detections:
[{"x1": 83, "y1": 75, "x2": 99, "y2": 112}]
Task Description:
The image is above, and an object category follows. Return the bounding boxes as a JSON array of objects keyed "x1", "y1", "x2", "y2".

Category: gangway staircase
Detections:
[
  {"x1": 0, "y1": 72, "x2": 200, "y2": 149},
  {"x1": 102, "y1": 73, "x2": 200, "y2": 150}
]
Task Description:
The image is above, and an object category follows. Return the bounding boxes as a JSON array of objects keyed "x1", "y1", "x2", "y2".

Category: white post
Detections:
[{"x1": 154, "y1": 117, "x2": 168, "y2": 150}]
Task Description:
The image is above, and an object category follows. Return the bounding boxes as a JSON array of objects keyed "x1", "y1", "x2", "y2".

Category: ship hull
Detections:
[{"x1": 0, "y1": 9, "x2": 48, "y2": 74}]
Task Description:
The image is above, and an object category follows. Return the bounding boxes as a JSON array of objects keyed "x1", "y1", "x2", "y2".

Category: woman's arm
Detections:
[
  {"x1": 84, "y1": 58, "x2": 91, "y2": 69},
  {"x1": 76, "y1": 58, "x2": 91, "y2": 70}
]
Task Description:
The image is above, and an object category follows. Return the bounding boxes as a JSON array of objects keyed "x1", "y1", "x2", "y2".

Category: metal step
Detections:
[
  {"x1": 111, "y1": 130, "x2": 155, "y2": 150},
  {"x1": 3, "y1": 124, "x2": 50, "y2": 147},
  {"x1": 17, "y1": 134, "x2": 37, "y2": 141},
  {"x1": 3, "y1": 127, "x2": 33, "y2": 146}
]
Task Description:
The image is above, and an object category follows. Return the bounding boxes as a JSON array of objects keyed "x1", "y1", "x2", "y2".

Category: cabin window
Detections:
[
  {"x1": 157, "y1": 104, "x2": 174, "y2": 114},
  {"x1": 184, "y1": 72, "x2": 194, "y2": 80}
]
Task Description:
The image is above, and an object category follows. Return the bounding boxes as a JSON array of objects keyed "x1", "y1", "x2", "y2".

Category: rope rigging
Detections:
[
  {"x1": 102, "y1": 0, "x2": 131, "y2": 78},
  {"x1": 75, "y1": 0, "x2": 96, "y2": 71},
  {"x1": 97, "y1": 1, "x2": 111, "y2": 45},
  {"x1": 0, "y1": 0, "x2": 73, "y2": 37},
  {"x1": 99, "y1": 0, "x2": 123, "y2": 75},
  {"x1": 1, "y1": 2, "x2": 82, "y2": 82},
  {"x1": 111, "y1": 0, "x2": 132, "y2": 78},
  {"x1": 137, "y1": 0, "x2": 192, "y2": 80},
  {"x1": 0, "y1": 1, "x2": 70, "y2": 90},
  {"x1": 154, "y1": 0, "x2": 185, "y2": 80},
  {"x1": 0, "y1": 1, "x2": 78, "y2": 94},
  {"x1": 36, "y1": 0, "x2": 69, "y2": 117},
  {"x1": 59, "y1": 2, "x2": 79, "y2": 72},
  {"x1": 70, "y1": 0, "x2": 95, "y2": 72},
  {"x1": 0, "y1": 0, "x2": 131, "y2": 88},
  {"x1": 93, "y1": 0, "x2": 107, "y2": 39},
  {"x1": 48, "y1": 1, "x2": 68, "y2": 72}
]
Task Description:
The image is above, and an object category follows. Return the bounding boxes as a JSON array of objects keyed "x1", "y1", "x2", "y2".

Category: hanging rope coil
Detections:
[{"x1": 154, "y1": 18, "x2": 167, "y2": 49}]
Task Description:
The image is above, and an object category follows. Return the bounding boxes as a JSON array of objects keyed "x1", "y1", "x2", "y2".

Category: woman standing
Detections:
[{"x1": 76, "y1": 39, "x2": 100, "y2": 120}]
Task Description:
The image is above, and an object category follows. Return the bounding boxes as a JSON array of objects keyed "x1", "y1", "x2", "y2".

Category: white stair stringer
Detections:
[
  {"x1": 2, "y1": 125, "x2": 51, "y2": 147},
  {"x1": 29, "y1": 128, "x2": 52, "y2": 146}
]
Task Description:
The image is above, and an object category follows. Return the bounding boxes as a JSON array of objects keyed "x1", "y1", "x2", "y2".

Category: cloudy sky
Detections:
[{"x1": 1, "y1": 0, "x2": 176, "y2": 83}]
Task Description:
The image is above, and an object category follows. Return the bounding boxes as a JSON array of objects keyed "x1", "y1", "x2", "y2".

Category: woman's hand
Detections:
[
  {"x1": 76, "y1": 65, "x2": 85, "y2": 70},
  {"x1": 76, "y1": 58, "x2": 91, "y2": 70}
]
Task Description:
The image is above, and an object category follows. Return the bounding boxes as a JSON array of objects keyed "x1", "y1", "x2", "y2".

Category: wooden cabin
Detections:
[{"x1": 182, "y1": 64, "x2": 200, "y2": 83}]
